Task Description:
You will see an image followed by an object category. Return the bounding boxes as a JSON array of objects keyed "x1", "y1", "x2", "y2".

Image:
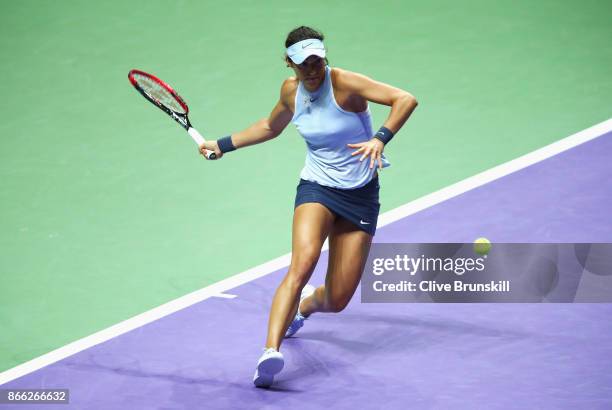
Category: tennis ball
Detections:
[{"x1": 473, "y1": 237, "x2": 491, "y2": 256}]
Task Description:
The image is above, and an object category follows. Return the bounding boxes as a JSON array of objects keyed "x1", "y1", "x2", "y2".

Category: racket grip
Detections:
[{"x1": 188, "y1": 127, "x2": 217, "y2": 160}]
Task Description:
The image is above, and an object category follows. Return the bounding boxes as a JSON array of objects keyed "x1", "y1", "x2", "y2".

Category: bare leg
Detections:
[
  {"x1": 299, "y1": 217, "x2": 373, "y2": 316},
  {"x1": 264, "y1": 203, "x2": 335, "y2": 350}
]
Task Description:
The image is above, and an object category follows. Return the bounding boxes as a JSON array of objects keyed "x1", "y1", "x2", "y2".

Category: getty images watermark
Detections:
[{"x1": 360, "y1": 243, "x2": 612, "y2": 303}]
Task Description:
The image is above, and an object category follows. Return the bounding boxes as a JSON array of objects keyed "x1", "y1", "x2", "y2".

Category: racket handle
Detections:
[{"x1": 188, "y1": 127, "x2": 217, "y2": 160}]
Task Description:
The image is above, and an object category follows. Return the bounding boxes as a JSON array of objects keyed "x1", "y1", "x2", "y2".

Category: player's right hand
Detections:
[{"x1": 199, "y1": 140, "x2": 223, "y2": 160}]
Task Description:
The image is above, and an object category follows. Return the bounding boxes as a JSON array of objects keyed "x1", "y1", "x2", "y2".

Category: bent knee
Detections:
[
  {"x1": 325, "y1": 296, "x2": 350, "y2": 313},
  {"x1": 288, "y1": 247, "x2": 321, "y2": 278}
]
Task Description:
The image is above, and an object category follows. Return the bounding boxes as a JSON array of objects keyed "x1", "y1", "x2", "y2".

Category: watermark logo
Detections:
[{"x1": 361, "y1": 243, "x2": 612, "y2": 303}]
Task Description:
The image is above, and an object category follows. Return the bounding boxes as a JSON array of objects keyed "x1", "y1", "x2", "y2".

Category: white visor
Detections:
[{"x1": 286, "y1": 38, "x2": 326, "y2": 64}]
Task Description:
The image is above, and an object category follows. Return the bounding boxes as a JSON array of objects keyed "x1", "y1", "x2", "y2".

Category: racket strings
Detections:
[{"x1": 133, "y1": 74, "x2": 186, "y2": 114}]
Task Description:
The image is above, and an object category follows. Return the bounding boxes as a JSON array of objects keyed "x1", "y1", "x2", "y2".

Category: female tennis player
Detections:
[{"x1": 198, "y1": 26, "x2": 418, "y2": 387}]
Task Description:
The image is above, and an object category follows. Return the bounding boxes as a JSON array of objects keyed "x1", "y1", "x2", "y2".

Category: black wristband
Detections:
[
  {"x1": 373, "y1": 126, "x2": 394, "y2": 145},
  {"x1": 217, "y1": 135, "x2": 236, "y2": 153}
]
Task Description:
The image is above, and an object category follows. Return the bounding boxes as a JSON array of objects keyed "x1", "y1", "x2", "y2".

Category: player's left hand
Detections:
[{"x1": 347, "y1": 138, "x2": 385, "y2": 169}]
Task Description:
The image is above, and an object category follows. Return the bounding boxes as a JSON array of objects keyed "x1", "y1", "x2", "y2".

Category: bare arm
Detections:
[
  {"x1": 338, "y1": 69, "x2": 418, "y2": 169},
  {"x1": 231, "y1": 97, "x2": 293, "y2": 149},
  {"x1": 337, "y1": 69, "x2": 418, "y2": 134},
  {"x1": 199, "y1": 79, "x2": 295, "y2": 159}
]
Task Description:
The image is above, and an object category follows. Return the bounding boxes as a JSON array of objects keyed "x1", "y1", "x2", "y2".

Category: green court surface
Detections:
[{"x1": 1, "y1": 0, "x2": 610, "y2": 372}]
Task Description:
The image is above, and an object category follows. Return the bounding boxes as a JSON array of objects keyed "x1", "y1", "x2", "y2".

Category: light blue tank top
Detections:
[{"x1": 291, "y1": 65, "x2": 390, "y2": 189}]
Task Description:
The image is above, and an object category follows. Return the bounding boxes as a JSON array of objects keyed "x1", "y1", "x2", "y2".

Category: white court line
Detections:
[
  {"x1": 377, "y1": 118, "x2": 612, "y2": 228},
  {"x1": 212, "y1": 293, "x2": 237, "y2": 299},
  {"x1": 1, "y1": 118, "x2": 610, "y2": 385}
]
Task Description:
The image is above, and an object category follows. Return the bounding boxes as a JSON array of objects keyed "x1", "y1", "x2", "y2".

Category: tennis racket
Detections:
[{"x1": 128, "y1": 69, "x2": 216, "y2": 159}]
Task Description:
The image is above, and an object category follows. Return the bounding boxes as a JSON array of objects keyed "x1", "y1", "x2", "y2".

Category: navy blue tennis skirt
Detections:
[{"x1": 294, "y1": 176, "x2": 381, "y2": 236}]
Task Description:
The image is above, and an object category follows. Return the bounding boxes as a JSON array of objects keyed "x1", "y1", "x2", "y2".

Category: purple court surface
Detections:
[{"x1": 2, "y1": 134, "x2": 612, "y2": 409}]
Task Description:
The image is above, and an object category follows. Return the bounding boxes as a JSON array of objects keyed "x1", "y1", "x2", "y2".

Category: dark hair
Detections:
[
  {"x1": 285, "y1": 26, "x2": 324, "y2": 48},
  {"x1": 284, "y1": 26, "x2": 328, "y2": 65}
]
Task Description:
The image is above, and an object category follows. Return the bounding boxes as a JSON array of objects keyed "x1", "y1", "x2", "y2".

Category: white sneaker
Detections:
[
  {"x1": 253, "y1": 347, "x2": 284, "y2": 388},
  {"x1": 285, "y1": 284, "x2": 316, "y2": 338}
]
